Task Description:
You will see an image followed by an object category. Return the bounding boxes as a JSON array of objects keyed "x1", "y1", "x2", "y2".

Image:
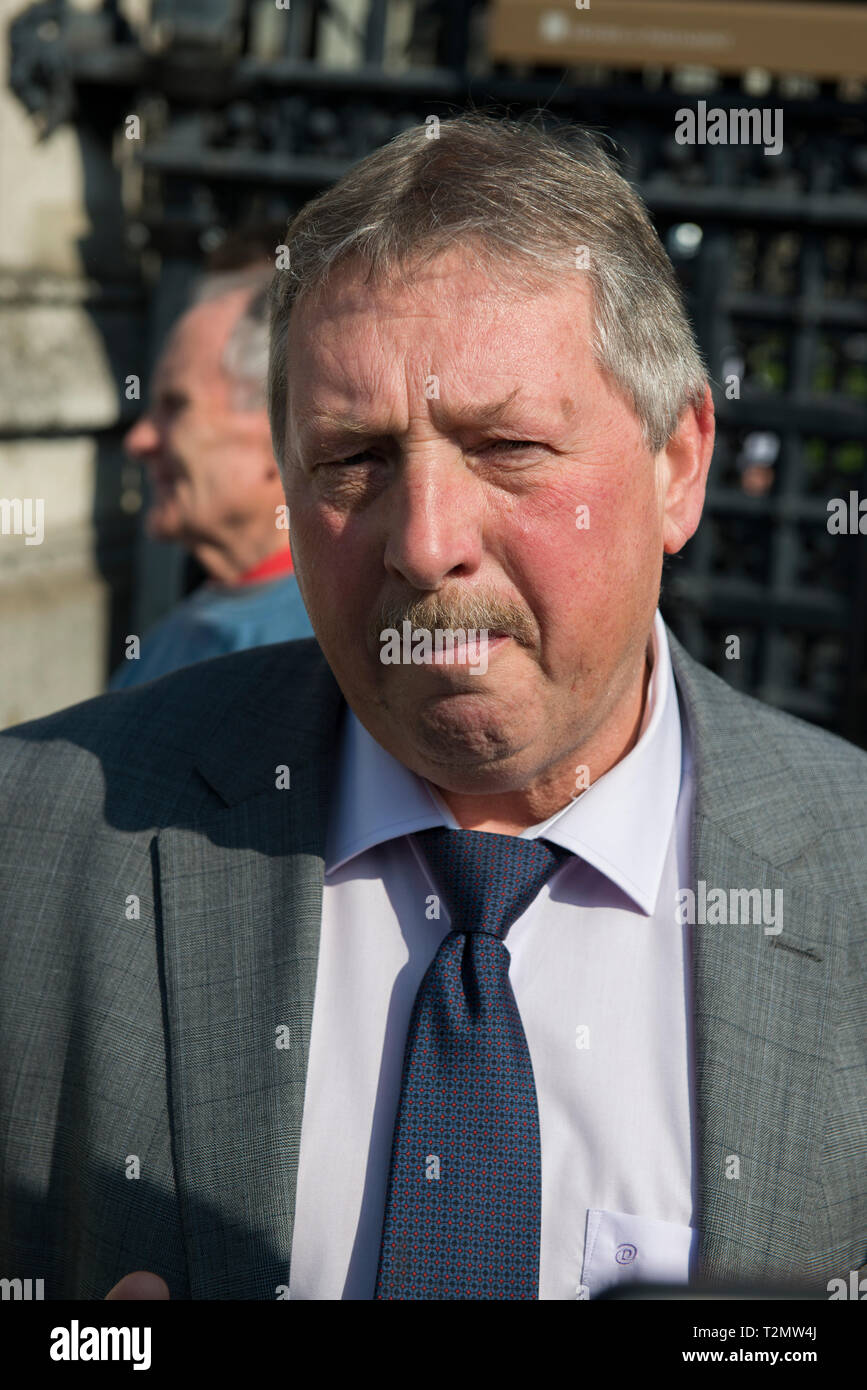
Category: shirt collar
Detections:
[
  {"x1": 325, "y1": 609, "x2": 683, "y2": 915},
  {"x1": 231, "y1": 546, "x2": 295, "y2": 586}
]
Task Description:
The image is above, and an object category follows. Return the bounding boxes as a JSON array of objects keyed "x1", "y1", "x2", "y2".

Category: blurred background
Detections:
[{"x1": 1, "y1": 0, "x2": 866, "y2": 743}]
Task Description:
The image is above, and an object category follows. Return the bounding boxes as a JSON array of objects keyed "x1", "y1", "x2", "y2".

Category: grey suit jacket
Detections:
[{"x1": 1, "y1": 629, "x2": 865, "y2": 1299}]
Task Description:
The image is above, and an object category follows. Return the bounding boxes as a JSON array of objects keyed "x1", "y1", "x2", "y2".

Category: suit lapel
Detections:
[
  {"x1": 690, "y1": 819, "x2": 837, "y2": 1281},
  {"x1": 668, "y1": 630, "x2": 838, "y2": 1282},
  {"x1": 157, "y1": 642, "x2": 344, "y2": 1298}
]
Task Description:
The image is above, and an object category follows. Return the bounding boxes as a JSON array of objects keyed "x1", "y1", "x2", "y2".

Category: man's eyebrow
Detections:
[
  {"x1": 294, "y1": 408, "x2": 374, "y2": 441},
  {"x1": 293, "y1": 388, "x2": 526, "y2": 443}
]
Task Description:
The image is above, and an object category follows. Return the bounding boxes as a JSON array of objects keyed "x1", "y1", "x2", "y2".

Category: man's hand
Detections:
[{"x1": 105, "y1": 1271, "x2": 170, "y2": 1300}]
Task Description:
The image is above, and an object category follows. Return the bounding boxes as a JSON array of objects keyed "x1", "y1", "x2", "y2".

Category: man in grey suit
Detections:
[{"x1": 1, "y1": 114, "x2": 865, "y2": 1301}]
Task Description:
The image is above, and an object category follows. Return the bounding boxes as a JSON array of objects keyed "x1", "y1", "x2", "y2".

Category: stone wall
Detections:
[{"x1": 0, "y1": 0, "x2": 145, "y2": 727}]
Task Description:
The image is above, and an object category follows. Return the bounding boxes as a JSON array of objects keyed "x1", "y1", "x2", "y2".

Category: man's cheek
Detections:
[
  {"x1": 298, "y1": 543, "x2": 362, "y2": 629},
  {"x1": 554, "y1": 510, "x2": 617, "y2": 592},
  {"x1": 580, "y1": 491, "x2": 648, "y2": 571}
]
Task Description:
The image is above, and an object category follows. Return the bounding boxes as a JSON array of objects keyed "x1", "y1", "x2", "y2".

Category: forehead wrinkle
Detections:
[{"x1": 293, "y1": 386, "x2": 530, "y2": 449}]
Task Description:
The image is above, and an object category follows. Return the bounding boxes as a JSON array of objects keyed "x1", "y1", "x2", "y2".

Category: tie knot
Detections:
[{"x1": 413, "y1": 826, "x2": 572, "y2": 940}]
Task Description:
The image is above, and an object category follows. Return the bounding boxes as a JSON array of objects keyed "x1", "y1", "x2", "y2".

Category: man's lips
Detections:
[
  {"x1": 372, "y1": 616, "x2": 532, "y2": 666},
  {"x1": 428, "y1": 632, "x2": 511, "y2": 665}
]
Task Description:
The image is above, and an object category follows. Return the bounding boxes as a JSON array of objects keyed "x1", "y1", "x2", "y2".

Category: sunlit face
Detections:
[
  {"x1": 123, "y1": 291, "x2": 276, "y2": 548},
  {"x1": 282, "y1": 247, "x2": 710, "y2": 798}
]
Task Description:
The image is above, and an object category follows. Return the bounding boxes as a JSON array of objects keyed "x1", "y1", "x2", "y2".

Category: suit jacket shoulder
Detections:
[
  {"x1": 667, "y1": 627, "x2": 867, "y2": 892},
  {"x1": 0, "y1": 637, "x2": 341, "y2": 831}
]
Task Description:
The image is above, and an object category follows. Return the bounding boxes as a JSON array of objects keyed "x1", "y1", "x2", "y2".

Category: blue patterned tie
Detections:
[{"x1": 374, "y1": 826, "x2": 572, "y2": 1300}]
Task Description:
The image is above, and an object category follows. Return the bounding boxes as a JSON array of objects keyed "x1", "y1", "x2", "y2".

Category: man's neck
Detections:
[{"x1": 192, "y1": 534, "x2": 291, "y2": 586}]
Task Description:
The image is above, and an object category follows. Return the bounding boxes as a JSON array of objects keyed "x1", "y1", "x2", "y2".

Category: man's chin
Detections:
[{"x1": 397, "y1": 696, "x2": 528, "y2": 773}]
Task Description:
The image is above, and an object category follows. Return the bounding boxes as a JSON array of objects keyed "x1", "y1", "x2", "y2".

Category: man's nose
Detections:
[
  {"x1": 382, "y1": 454, "x2": 482, "y2": 591},
  {"x1": 123, "y1": 414, "x2": 160, "y2": 459}
]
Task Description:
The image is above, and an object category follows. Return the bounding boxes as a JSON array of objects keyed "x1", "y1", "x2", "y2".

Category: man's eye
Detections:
[
  {"x1": 325, "y1": 450, "x2": 377, "y2": 466},
  {"x1": 321, "y1": 440, "x2": 539, "y2": 465},
  {"x1": 483, "y1": 439, "x2": 538, "y2": 451}
]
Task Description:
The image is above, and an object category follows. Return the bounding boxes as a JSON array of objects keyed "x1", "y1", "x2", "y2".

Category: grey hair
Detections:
[
  {"x1": 267, "y1": 112, "x2": 707, "y2": 471},
  {"x1": 191, "y1": 266, "x2": 274, "y2": 410}
]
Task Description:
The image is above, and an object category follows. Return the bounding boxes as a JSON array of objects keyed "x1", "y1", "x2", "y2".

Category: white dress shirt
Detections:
[{"x1": 288, "y1": 609, "x2": 698, "y2": 1299}]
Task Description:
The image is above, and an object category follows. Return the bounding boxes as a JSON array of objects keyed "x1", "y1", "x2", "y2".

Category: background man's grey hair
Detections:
[
  {"x1": 266, "y1": 112, "x2": 708, "y2": 477},
  {"x1": 191, "y1": 265, "x2": 274, "y2": 410}
]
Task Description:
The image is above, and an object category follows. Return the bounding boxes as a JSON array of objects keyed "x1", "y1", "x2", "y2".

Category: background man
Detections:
[
  {"x1": 109, "y1": 266, "x2": 313, "y2": 690},
  {"x1": 1, "y1": 114, "x2": 864, "y2": 1302}
]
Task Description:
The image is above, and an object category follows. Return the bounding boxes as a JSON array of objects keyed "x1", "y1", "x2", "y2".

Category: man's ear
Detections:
[{"x1": 658, "y1": 384, "x2": 715, "y2": 555}]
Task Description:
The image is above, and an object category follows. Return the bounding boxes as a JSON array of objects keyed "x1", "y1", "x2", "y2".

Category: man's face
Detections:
[
  {"x1": 283, "y1": 248, "x2": 709, "y2": 799},
  {"x1": 124, "y1": 291, "x2": 275, "y2": 547}
]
